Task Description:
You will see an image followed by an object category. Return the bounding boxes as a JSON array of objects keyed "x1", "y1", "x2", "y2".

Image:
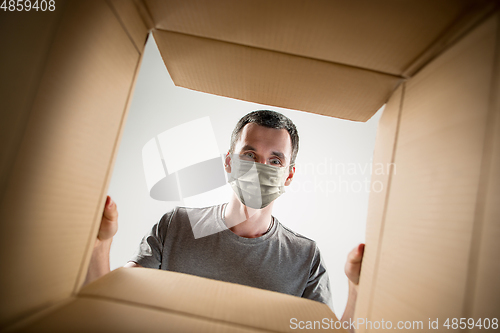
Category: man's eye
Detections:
[
  {"x1": 270, "y1": 159, "x2": 283, "y2": 166},
  {"x1": 240, "y1": 152, "x2": 255, "y2": 161}
]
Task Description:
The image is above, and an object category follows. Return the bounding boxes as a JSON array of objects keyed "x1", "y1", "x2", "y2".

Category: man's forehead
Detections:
[{"x1": 235, "y1": 123, "x2": 292, "y2": 156}]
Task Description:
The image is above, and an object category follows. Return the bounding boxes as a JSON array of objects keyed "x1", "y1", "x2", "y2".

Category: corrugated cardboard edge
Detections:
[
  {"x1": 463, "y1": 10, "x2": 500, "y2": 322},
  {"x1": 71, "y1": 36, "x2": 148, "y2": 295},
  {"x1": 354, "y1": 83, "x2": 405, "y2": 330}
]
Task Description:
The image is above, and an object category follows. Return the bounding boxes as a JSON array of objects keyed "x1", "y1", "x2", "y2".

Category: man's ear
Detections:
[
  {"x1": 224, "y1": 152, "x2": 232, "y2": 173},
  {"x1": 284, "y1": 165, "x2": 295, "y2": 186}
]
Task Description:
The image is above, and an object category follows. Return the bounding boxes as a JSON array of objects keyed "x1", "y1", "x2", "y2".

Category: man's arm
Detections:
[
  {"x1": 83, "y1": 196, "x2": 140, "y2": 286},
  {"x1": 341, "y1": 243, "x2": 365, "y2": 333}
]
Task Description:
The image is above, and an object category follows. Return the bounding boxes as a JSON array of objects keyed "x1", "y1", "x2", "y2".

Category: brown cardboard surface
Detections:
[
  {"x1": 79, "y1": 267, "x2": 345, "y2": 333},
  {"x1": 362, "y1": 14, "x2": 497, "y2": 330},
  {"x1": 0, "y1": 0, "x2": 142, "y2": 328},
  {"x1": 147, "y1": 1, "x2": 496, "y2": 122},
  {"x1": 354, "y1": 84, "x2": 404, "y2": 322},
  {"x1": 133, "y1": 0, "x2": 155, "y2": 32},
  {"x1": 2, "y1": 1, "x2": 499, "y2": 331},
  {"x1": 2, "y1": 298, "x2": 76, "y2": 333},
  {"x1": 72, "y1": 35, "x2": 147, "y2": 295},
  {"x1": 467, "y1": 12, "x2": 500, "y2": 325},
  {"x1": 154, "y1": 29, "x2": 401, "y2": 122},
  {"x1": 19, "y1": 297, "x2": 269, "y2": 333},
  {"x1": 0, "y1": 6, "x2": 64, "y2": 206},
  {"x1": 108, "y1": 0, "x2": 150, "y2": 52},
  {"x1": 402, "y1": 1, "x2": 497, "y2": 78},
  {"x1": 145, "y1": 0, "x2": 475, "y2": 76}
]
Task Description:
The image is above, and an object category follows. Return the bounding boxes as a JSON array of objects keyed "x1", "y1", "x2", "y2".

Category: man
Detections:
[{"x1": 86, "y1": 110, "x2": 364, "y2": 331}]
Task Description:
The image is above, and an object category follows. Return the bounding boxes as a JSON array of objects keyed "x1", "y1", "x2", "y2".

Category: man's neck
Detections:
[{"x1": 224, "y1": 195, "x2": 274, "y2": 238}]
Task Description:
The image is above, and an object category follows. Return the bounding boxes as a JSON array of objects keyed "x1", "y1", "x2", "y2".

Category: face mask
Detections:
[{"x1": 227, "y1": 154, "x2": 289, "y2": 209}]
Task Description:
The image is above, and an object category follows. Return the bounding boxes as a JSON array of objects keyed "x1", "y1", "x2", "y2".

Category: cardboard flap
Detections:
[
  {"x1": 355, "y1": 13, "x2": 499, "y2": 330},
  {"x1": 19, "y1": 297, "x2": 269, "y2": 333},
  {"x1": 78, "y1": 267, "x2": 345, "y2": 333},
  {"x1": 145, "y1": 0, "x2": 493, "y2": 121},
  {"x1": 154, "y1": 29, "x2": 402, "y2": 122},
  {"x1": 146, "y1": 0, "x2": 479, "y2": 75},
  {"x1": 18, "y1": 268, "x2": 345, "y2": 332},
  {"x1": 354, "y1": 83, "x2": 404, "y2": 321},
  {"x1": 0, "y1": 0, "x2": 143, "y2": 328}
]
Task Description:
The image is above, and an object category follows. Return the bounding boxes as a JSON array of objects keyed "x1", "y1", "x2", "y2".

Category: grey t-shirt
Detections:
[{"x1": 130, "y1": 204, "x2": 332, "y2": 309}]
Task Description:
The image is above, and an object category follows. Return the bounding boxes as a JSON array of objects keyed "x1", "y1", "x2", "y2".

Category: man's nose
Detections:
[
  {"x1": 255, "y1": 156, "x2": 268, "y2": 165},
  {"x1": 256, "y1": 156, "x2": 266, "y2": 164}
]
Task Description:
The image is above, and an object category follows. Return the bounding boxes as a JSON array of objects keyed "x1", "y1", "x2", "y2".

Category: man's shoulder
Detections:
[
  {"x1": 160, "y1": 204, "x2": 222, "y2": 221},
  {"x1": 278, "y1": 222, "x2": 316, "y2": 243},
  {"x1": 275, "y1": 221, "x2": 319, "y2": 253},
  {"x1": 172, "y1": 204, "x2": 221, "y2": 215},
  {"x1": 165, "y1": 204, "x2": 225, "y2": 239}
]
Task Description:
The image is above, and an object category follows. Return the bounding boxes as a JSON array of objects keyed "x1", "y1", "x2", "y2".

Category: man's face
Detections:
[{"x1": 225, "y1": 123, "x2": 295, "y2": 186}]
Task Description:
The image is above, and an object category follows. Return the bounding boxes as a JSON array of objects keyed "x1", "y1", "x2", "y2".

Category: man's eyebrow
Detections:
[
  {"x1": 272, "y1": 151, "x2": 286, "y2": 161},
  {"x1": 240, "y1": 145, "x2": 256, "y2": 151}
]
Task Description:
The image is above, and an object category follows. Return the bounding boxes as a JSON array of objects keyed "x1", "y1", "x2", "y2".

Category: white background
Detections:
[{"x1": 108, "y1": 35, "x2": 383, "y2": 317}]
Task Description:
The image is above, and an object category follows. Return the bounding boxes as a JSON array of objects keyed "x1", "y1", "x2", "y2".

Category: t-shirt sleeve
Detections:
[
  {"x1": 302, "y1": 244, "x2": 333, "y2": 311},
  {"x1": 128, "y1": 211, "x2": 173, "y2": 269}
]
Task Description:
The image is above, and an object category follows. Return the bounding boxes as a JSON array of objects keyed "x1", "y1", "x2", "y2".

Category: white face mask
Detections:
[{"x1": 227, "y1": 154, "x2": 289, "y2": 209}]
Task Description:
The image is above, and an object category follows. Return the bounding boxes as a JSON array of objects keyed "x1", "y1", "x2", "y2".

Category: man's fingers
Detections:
[
  {"x1": 344, "y1": 243, "x2": 365, "y2": 285},
  {"x1": 97, "y1": 196, "x2": 119, "y2": 241},
  {"x1": 356, "y1": 243, "x2": 365, "y2": 260},
  {"x1": 347, "y1": 243, "x2": 365, "y2": 264},
  {"x1": 102, "y1": 196, "x2": 118, "y2": 221}
]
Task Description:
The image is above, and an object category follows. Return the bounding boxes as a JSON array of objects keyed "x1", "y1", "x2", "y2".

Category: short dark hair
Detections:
[{"x1": 229, "y1": 110, "x2": 299, "y2": 166}]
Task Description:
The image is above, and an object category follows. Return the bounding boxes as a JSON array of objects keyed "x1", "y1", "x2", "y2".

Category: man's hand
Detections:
[
  {"x1": 341, "y1": 243, "x2": 365, "y2": 333},
  {"x1": 97, "y1": 195, "x2": 118, "y2": 242},
  {"x1": 84, "y1": 196, "x2": 118, "y2": 286},
  {"x1": 345, "y1": 243, "x2": 365, "y2": 286}
]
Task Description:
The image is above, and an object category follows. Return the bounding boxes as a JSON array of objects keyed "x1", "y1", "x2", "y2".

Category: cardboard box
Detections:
[
  {"x1": 0, "y1": 0, "x2": 147, "y2": 329},
  {"x1": 356, "y1": 13, "x2": 500, "y2": 330},
  {"x1": 14, "y1": 267, "x2": 338, "y2": 332},
  {"x1": 1, "y1": 0, "x2": 498, "y2": 331}
]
